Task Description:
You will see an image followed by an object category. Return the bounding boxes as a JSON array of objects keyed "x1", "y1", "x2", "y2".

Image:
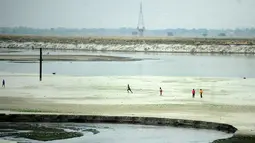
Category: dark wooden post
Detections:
[{"x1": 39, "y1": 48, "x2": 42, "y2": 81}]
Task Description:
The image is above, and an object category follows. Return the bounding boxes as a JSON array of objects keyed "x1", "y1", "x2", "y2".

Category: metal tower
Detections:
[{"x1": 137, "y1": 2, "x2": 145, "y2": 37}]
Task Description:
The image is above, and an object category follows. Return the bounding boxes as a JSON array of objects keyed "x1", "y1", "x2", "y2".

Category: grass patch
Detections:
[
  {"x1": 213, "y1": 135, "x2": 255, "y2": 143},
  {"x1": 0, "y1": 123, "x2": 83, "y2": 141},
  {"x1": 18, "y1": 131, "x2": 83, "y2": 141}
]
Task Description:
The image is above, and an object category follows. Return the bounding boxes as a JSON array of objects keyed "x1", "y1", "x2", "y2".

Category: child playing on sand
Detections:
[
  {"x1": 127, "y1": 84, "x2": 133, "y2": 93},
  {"x1": 160, "y1": 87, "x2": 163, "y2": 96},
  {"x1": 192, "y1": 89, "x2": 195, "y2": 98},
  {"x1": 200, "y1": 89, "x2": 203, "y2": 98},
  {"x1": 2, "y1": 79, "x2": 5, "y2": 88}
]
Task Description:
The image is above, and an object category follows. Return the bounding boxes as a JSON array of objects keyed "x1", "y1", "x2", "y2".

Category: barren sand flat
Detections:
[
  {"x1": 0, "y1": 74, "x2": 255, "y2": 135},
  {"x1": 0, "y1": 54, "x2": 142, "y2": 61},
  {"x1": 0, "y1": 74, "x2": 254, "y2": 105}
]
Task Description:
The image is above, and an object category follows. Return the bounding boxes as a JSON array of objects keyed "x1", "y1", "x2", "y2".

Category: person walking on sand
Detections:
[
  {"x1": 200, "y1": 89, "x2": 203, "y2": 98},
  {"x1": 159, "y1": 87, "x2": 163, "y2": 96},
  {"x1": 127, "y1": 84, "x2": 133, "y2": 93},
  {"x1": 2, "y1": 79, "x2": 5, "y2": 88},
  {"x1": 192, "y1": 89, "x2": 195, "y2": 98}
]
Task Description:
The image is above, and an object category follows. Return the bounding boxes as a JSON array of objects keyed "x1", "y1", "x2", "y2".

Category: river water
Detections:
[
  {"x1": 0, "y1": 50, "x2": 255, "y2": 77},
  {"x1": 1, "y1": 123, "x2": 233, "y2": 143},
  {"x1": 54, "y1": 123, "x2": 232, "y2": 143}
]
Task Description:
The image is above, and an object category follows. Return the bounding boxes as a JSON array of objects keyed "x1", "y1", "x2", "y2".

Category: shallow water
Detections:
[
  {"x1": 1, "y1": 123, "x2": 233, "y2": 143},
  {"x1": 56, "y1": 123, "x2": 232, "y2": 143},
  {"x1": 1, "y1": 50, "x2": 255, "y2": 77}
]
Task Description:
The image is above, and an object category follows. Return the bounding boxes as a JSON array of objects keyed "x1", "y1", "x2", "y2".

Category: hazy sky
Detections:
[{"x1": 0, "y1": 0, "x2": 255, "y2": 29}]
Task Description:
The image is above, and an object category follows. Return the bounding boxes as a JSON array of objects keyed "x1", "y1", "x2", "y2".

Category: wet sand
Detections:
[
  {"x1": 0, "y1": 74, "x2": 255, "y2": 136},
  {"x1": 0, "y1": 54, "x2": 142, "y2": 61}
]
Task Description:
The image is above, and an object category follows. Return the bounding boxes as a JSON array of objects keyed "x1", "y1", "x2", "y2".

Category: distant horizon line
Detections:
[{"x1": 1, "y1": 26, "x2": 255, "y2": 30}]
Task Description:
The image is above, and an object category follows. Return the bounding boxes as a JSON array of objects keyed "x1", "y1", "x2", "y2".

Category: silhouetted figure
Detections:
[
  {"x1": 127, "y1": 84, "x2": 133, "y2": 93},
  {"x1": 160, "y1": 87, "x2": 163, "y2": 96},
  {"x1": 200, "y1": 89, "x2": 203, "y2": 98},
  {"x1": 192, "y1": 89, "x2": 195, "y2": 98},
  {"x1": 2, "y1": 79, "x2": 5, "y2": 88}
]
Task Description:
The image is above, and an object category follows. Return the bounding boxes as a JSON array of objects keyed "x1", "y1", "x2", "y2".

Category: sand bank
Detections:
[
  {"x1": 0, "y1": 114, "x2": 237, "y2": 134},
  {"x1": 0, "y1": 54, "x2": 142, "y2": 61},
  {"x1": 1, "y1": 41, "x2": 255, "y2": 54},
  {"x1": 1, "y1": 35, "x2": 255, "y2": 54},
  {"x1": 0, "y1": 74, "x2": 255, "y2": 136},
  {"x1": 1, "y1": 35, "x2": 255, "y2": 45}
]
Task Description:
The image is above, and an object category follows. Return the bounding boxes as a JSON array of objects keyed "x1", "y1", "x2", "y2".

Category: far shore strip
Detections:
[{"x1": 1, "y1": 34, "x2": 255, "y2": 45}]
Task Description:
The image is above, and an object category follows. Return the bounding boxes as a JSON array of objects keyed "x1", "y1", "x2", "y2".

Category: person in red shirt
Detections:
[
  {"x1": 160, "y1": 87, "x2": 163, "y2": 96},
  {"x1": 192, "y1": 89, "x2": 195, "y2": 98}
]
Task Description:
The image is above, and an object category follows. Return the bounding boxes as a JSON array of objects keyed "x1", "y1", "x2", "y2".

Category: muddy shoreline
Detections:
[
  {"x1": 0, "y1": 54, "x2": 143, "y2": 61},
  {"x1": 0, "y1": 114, "x2": 236, "y2": 142},
  {"x1": 0, "y1": 113, "x2": 255, "y2": 143}
]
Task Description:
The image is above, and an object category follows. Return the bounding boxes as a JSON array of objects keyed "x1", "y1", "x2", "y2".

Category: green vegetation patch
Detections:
[
  {"x1": 213, "y1": 135, "x2": 255, "y2": 143},
  {"x1": 0, "y1": 123, "x2": 83, "y2": 141},
  {"x1": 18, "y1": 131, "x2": 83, "y2": 141}
]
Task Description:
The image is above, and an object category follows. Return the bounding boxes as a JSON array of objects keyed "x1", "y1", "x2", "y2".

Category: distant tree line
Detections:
[{"x1": 1, "y1": 27, "x2": 255, "y2": 37}]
